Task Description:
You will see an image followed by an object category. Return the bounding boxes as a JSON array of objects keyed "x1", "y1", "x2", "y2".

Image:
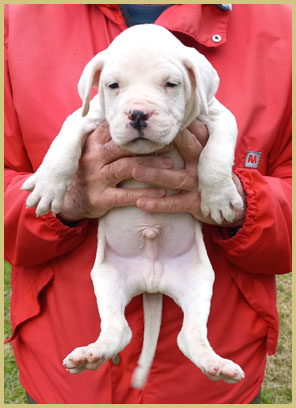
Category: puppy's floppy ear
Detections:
[
  {"x1": 183, "y1": 47, "x2": 220, "y2": 116},
  {"x1": 78, "y1": 50, "x2": 107, "y2": 117}
]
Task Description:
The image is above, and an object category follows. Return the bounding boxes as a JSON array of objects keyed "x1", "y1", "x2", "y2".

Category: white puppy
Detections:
[{"x1": 22, "y1": 24, "x2": 245, "y2": 388}]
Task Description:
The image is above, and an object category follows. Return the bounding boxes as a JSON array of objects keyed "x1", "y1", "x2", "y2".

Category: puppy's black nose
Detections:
[{"x1": 129, "y1": 110, "x2": 149, "y2": 132}]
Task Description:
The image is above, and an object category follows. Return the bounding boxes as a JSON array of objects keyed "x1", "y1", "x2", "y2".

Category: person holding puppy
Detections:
[{"x1": 4, "y1": 4, "x2": 291, "y2": 404}]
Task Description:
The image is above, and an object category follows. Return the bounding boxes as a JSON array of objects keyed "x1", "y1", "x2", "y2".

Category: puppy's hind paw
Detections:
[
  {"x1": 201, "y1": 355, "x2": 245, "y2": 384},
  {"x1": 63, "y1": 344, "x2": 107, "y2": 374}
]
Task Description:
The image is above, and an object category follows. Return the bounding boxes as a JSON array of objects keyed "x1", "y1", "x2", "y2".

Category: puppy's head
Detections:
[{"x1": 78, "y1": 25, "x2": 219, "y2": 154}]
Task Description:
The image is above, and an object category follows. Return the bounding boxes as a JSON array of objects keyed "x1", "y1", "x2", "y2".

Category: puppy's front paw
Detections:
[
  {"x1": 21, "y1": 168, "x2": 72, "y2": 217},
  {"x1": 199, "y1": 180, "x2": 244, "y2": 224}
]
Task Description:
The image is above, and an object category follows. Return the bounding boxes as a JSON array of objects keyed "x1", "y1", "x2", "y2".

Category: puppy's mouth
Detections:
[
  {"x1": 122, "y1": 138, "x2": 165, "y2": 154},
  {"x1": 130, "y1": 136, "x2": 145, "y2": 143}
]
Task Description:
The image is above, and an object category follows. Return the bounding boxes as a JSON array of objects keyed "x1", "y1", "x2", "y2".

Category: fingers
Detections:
[
  {"x1": 103, "y1": 156, "x2": 173, "y2": 185},
  {"x1": 89, "y1": 121, "x2": 112, "y2": 145},
  {"x1": 187, "y1": 120, "x2": 209, "y2": 147},
  {"x1": 74, "y1": 119, "x2": 210, "y2": 220},
  {"x1": 174, "y1": 120, "x2": 208, "y2": 162},
  {"x1": 100, "y1": 187, "x2": 166, "y2": 209},
  {"x1": 136, "y1": 192, "x2": 196, "y2": 214},
  {"x1": 135, "y1": 192, "x2": 217, "y2": 225},
  {"x1": 100, "y1": 140, "x2": 135, "y2": 164},
  {"x1": 133, "y1": 166, "x2": 197, "y2": 192}
]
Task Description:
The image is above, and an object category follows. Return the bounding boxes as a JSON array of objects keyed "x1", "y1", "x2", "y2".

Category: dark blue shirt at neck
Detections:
[{"x1": 119, "y1": 4, "x2": 171, "y2": 26}]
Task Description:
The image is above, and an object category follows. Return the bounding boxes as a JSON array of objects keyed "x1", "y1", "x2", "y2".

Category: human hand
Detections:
[
  {"x1": 58, "y1": 121, "x2": 171, "y2": 222},
  {"x1": 133, "y1": 120, "x2": 246, "y2": 227}
]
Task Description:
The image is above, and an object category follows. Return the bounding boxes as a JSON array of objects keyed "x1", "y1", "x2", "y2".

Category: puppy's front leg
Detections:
[
  {"x1": 21, "y1": 96, "x2": 102, "y2": 216},
  {"x1": 198, "y1": 98, "x2": 244, "y2": 224}
]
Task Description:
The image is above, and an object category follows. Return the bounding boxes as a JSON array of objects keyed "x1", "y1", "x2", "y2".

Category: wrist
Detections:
[{"x1": 57, "y1": 189, "x2": 88, "y2": 224}]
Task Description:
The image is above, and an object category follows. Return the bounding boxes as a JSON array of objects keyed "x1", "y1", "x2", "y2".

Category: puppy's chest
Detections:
[{"x1": 102, "y1": 207, "x2": 196, "y2": 260}]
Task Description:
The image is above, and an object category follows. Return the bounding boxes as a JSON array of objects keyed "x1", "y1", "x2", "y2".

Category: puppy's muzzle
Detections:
[{"x1": 129, "y1": 110, "x2": 149, "y2": 136}]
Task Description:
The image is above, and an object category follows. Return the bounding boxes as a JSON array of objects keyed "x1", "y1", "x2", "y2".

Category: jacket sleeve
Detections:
[
  {"x1": 206, "y1": 112, "x2": 292, "y2": 276},
  {"x1": 4, "y1": 17, "x2": 89, "y2": 268}
]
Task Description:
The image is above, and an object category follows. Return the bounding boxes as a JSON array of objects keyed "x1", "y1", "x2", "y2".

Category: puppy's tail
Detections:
[{"x1": 131, "y1": 292, "x2": 163, "y2": 389}]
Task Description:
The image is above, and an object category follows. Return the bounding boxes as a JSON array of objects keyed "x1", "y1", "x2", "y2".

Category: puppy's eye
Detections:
[
  {"x1": 165, "y1": 82, "x2": 178, "y2": 88},
  {"x1": 108, "y1": 82, "x2": 119, "y2": 89}
]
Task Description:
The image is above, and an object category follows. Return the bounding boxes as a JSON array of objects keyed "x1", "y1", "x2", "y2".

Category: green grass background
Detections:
[{"x1": 4, "y1": 261, "x2": 292, "y2": 404}]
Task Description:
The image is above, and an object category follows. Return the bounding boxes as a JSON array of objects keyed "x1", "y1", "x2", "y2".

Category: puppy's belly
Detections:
[{"x1": 102, "y1": 206, "x2": 197, "y2": 260}]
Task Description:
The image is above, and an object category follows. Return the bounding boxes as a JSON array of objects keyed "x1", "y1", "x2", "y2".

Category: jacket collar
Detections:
[{"x1": 97, "y1": 4, "x2": 230, "y2": 48}]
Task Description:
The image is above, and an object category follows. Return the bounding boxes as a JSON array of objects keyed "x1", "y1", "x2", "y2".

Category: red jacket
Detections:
[{"x1": 4, "y1": 4, "x2": 291, "y2": 404}]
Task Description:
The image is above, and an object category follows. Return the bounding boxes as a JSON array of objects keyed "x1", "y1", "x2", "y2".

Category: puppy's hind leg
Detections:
[
  {"x1": 63, "y1": 227, "x2": 133, "y2": 374},
  {"x1": 163, "y1": 222, "x2": 245, "y2": 384}
]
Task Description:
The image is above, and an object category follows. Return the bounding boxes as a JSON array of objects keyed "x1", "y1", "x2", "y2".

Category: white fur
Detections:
[{"x1": 22, "y1": 24, "x2": 244, "y2": 387}]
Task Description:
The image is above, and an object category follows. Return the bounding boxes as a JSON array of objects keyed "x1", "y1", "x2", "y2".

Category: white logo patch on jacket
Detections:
[{"x1": 245, "y1": 151, "x2": 262, "y2": 168}]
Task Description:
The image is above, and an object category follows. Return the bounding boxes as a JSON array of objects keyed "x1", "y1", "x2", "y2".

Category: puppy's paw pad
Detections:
[
  {"x1": 203, "y1": 357, "x2": 245, "y2": 384},
  {"x1": 63, "y1": 344, "x2": 107, "y2": 374}
]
